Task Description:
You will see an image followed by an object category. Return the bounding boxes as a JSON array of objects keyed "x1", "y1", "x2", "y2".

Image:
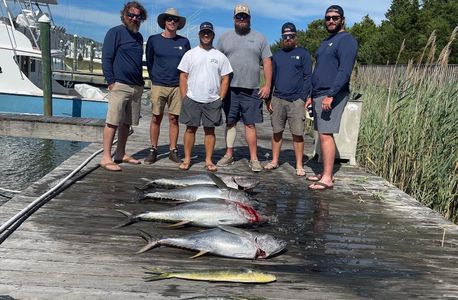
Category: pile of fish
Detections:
[{"x1": 116, "y1": 172, "x2": 285, "y2": 283}]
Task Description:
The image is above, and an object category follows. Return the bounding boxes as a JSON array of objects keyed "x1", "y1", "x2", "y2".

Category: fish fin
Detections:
[
  {"x1": 207, "y1": 172, "x2": 228, "y2": 189},
  {"x1": 137, "y1": 230, "x2": 159, "y2": 254},
  {"x1": 142, "y1": 266, "x2": 164, "y2": 275},
  {"x1": 112, "y1": 209, "x2": 137, "y2": 228},
  {"x1": 218, "y1": 225, "x2": 252, "y2": 237},
  {"x1": 168, "y1": 220, "x2": 191, "y2": 228},
  {"x1": 190, "y1": 250, "x2": 208, "y2": 259},
  {"x1": 143, "y1": 273, "x2": 170, "y2": 282}
]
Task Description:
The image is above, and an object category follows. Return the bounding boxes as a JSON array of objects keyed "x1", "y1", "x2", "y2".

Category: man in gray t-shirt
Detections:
[{"x1": 216, "y1": 3, "x2": 272, "y2": 172}]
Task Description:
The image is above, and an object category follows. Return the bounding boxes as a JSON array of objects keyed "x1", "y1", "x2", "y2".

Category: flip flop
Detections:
[
  {"x1": 100, "y1": 162, "x2": 121, "y2": 172},
  {"x1": 205, "y1": 164, "x2": 218, "y2": 172},
  {"x1": 179, "y1": 161, "x2": 191, "y2": 171},
  {"x1": 114, "y1": 155, "x2": 141, "y2": 165},
  {"x1": 306, "y1": 174, "x2": 335, "y2": 182},
  {"x1": 296, "y1": 168, "x2": 306, "y2": 177},
  {"x1": 264, "y1": 162, "x2": 279, "y2": 170},
  {"x1": 308, "y1": 181, "x2": 333, "y2": 190}
]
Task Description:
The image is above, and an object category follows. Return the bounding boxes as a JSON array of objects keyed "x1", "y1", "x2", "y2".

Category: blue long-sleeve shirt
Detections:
[
  {"x1": 102, "y1": 25, "x2": 144, "y2": 86},
  {"x1": 146, "y1": 34, "x2": 190, "y2": 87},
  {"x1": 272, "y1": 47, "x2": 312, "y2": 101},
  {"x1": 311, "y1": 31, "x2": 358, "y2": 98}
]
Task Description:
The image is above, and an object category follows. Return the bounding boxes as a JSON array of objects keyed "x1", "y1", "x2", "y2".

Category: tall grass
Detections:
[{"x1": 355, "y1": 28, "x2": 458, "y2": 223}]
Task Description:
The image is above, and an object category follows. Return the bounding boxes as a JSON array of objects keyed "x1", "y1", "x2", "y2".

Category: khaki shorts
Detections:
[
  {"x1": 150, "y1": 85, "x2": 182, "y2": 116},
  {"x1": 106, "y1": 82, "x2": 143, "y2": 126},
  {"x1": 270, "y1": 96, "x2": 305, "y2": 136}
]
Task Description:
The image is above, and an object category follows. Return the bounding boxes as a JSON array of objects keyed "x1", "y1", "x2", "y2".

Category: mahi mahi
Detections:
[
  {"x1": 137, "y1": 226, "x2": 287, "y2": 259},
  {"x1": 143, "y1": 267, "x2": 276, "y2": 283},
  {"x1": 115, "y1": 199, "x2": 268, "y2": 228},
  {"x1": 139, "y1": 173, "x2": 259, "y2": 190},
  {"x1": 136, "y1": 184, "x2": 254, "y2": 205}
]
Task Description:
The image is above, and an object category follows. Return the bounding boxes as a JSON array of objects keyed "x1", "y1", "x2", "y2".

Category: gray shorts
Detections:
[
  {"x1": 270, "y1": 96, "x2": 305, "y2": 136},
  {"x1": 313, "y1": 92, "x2": 349, "y2": 134},
  {"x1": 105, "y1": 82, "x2": 143, "y2": 126},
  {"x1": 180, "y1": 96, "x2": 223, "y2": 127},
  {"x1": 223, "y1": 87, "x2": 263, "y2": 125}
]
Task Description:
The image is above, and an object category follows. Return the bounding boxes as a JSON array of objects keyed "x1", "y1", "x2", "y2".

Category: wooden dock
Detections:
[{"x1": 0, "y1": 103, "x2": 457, "y2": 299}]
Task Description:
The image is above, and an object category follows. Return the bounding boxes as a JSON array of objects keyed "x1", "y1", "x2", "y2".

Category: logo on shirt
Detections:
[
  {"x1": 174, "y1": 46, "x2": 184, "y2": 50},
  {"x1": 210, "y1": 58, "x2": 218, "y2": 64},
  {"x1": 290, "y1": 56, "x2": 300, "y2": 60},
  {"x1": 328, "y1": 42, "x2": 333, "y2": 47}
]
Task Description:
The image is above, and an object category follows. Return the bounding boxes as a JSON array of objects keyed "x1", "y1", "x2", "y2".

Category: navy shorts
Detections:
[
  {"x1": 180, "y1": 96, "x2": 223, "y2": 127},
  {"x1": 223, "y1": 87, "x2": 264, "y2": 125}
]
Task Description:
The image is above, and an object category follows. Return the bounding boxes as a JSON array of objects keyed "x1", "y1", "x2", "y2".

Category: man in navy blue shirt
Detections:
[
  {"x1": 100, "y1": 1, "x2": 147, "y2": 172},
  {"x1": 144, "y1": 8, "x2": 190, "y2": 164},
  {"x1": 265, "y1": 22, "x2": 312, "y2": 177},
  {"x1": 306, "y1": 5, "x2": 358, "y2": 190}
]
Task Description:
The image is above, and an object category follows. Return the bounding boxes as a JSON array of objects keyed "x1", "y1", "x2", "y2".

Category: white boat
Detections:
[{"x1": 0, "y1": 0, "x2": 107, "y2": 118}]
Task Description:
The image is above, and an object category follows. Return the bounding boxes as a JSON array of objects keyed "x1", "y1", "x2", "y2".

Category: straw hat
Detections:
[{"x1": 157, "y1": 8, "x2": 186, "y2": 30}]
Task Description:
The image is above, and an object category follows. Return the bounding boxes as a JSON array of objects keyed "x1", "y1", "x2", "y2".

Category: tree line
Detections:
[{"x1": 271, "y1": 0, "x2": 458, "y2": 64}]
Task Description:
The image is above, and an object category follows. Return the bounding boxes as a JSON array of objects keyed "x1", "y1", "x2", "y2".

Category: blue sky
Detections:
[{"x1": 51, "y1": 0, "x2": 392, "y2": 46}]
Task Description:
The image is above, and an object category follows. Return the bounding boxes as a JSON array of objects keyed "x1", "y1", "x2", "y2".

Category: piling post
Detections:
[
  {"x1": 39, "y1": 15, "x2": 52, "y2": 116},
  {"x1": 89, "y1": 41, "x2": 94, "y2": 73},
  {"x1": 72, "y1": 34, "x2": 78, "y2": 71}
]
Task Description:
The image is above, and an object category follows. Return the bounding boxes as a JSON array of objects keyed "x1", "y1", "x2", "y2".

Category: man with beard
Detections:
[
  {"x1": 100, "y1": 1, "x2": 147, "y2": 171},
  {"x1": 177, "y1": 22, "x2": 233, "y2": 171},
  {"x1": 264, "y1": 22, "x2": 312, "y2": 177},
  {"x1": 144, "y1": 8, "x2": 190, "y2": 164},
  {"x1": 216, "y1": 3, "x2": 272, "y2": 172},
  {"x1": 305, "y1": 5, "x2": 358, "y2": 190}
]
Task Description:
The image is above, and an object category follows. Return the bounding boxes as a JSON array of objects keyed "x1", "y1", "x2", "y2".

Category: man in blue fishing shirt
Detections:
[
  {"x1": 306, "y1": 5, "x2": 358, "y2": 190},
  {"x1": 144, "y1": 8, "x2": 190, "y2": 164},
  {"x1": 100, "y1": 1, "x2": 147, "y2": 172},
  {"x1": 265, "y1": 22, "x2": 312, "y2": 177}
]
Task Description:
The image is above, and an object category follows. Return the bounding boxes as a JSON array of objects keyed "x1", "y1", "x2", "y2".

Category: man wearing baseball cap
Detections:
[
  {"x1": 306, "y1": 5, "x2": 358, "y2": 190},
  {"x1": 265, "y1": 22, "x2": 312, "y2": 177},
  {"x1": 145, "y1": 8, "x2": 190, "y2": 165},
  {"x1": 216, "y1": 3, "x2": 273, "y2": 172},
  {"x1": 177, "y1": 22, "x2": 233, "y2": 171}
]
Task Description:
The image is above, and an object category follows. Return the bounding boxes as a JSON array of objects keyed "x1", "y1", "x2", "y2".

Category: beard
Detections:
[
  {"x1": 282, "y1": 43, "x2": 295, "y2": 51},
  {"x1": 326, "y1": 22, "x2": 343, "y2": 34},
  {"x1": 235, "y1": 23, "x2": 250, "y2": 35},
  {"x1": 124, "y1": 20, "x2": 140, "y2": 33}
]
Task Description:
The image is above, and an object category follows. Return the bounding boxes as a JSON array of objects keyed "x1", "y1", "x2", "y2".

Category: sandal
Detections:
[
  {"x1": 306, "y1": 174, "x2": 335, "y2": 182},
  {"x1": 205, "y1": 164, "x2": 218, "y2": 172},
  {"x1": 296, "y1": 169, "x2": 306, "y2": 177},
  {"x1": 179, "y1": 161, "x2": 191, "y2": 171},
  {"x1": 264, "y1": 162, "x2": 279, "y2": 170},
  {"x1": 100, "y1": 162, "x2": 121, "y2": 172},
  {"x1": 308, "y1": 181, "x2": 333, "y2": 190},
  {"x1": 114, "y1": 155, "x2": 141, "y2": 165}
]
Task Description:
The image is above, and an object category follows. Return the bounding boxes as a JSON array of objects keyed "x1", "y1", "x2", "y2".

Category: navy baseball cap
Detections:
[
  {"x1": 281, "y1": 22, "x2": 297, "y2": 34},
  {"x1": 199, "y1": 21, "x2": 214, "y2": 33},
  {"x1": 326, "y1": 5, "x2": 344, "y2": 17}
]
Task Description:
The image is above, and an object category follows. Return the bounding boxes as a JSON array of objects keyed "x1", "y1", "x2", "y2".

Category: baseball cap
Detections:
[
  {"x1": 281, "y1": 22, "x2": 296, "y2": 34},
  {"x1": 234, "y1": 3, "x2": 250, "y2": 16},
  {"x1": 325, "y1": 5, "x2": 344, "y2": 17},
  {"x1": 199, "y1": 21, "x2": 214, "y2": 33}
]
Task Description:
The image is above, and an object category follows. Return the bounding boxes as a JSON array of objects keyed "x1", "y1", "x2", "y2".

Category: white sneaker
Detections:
[
  {"x1": 217, "y1": 155, "x2": 234, "y2": 167},
  {"x1": 249, "y1": 160, "x2": 262, "y2": 172}
]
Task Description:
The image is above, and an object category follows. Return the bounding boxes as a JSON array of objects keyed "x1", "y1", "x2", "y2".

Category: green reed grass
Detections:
[{"x1": 355, "y1": 28, "x2": 458, "y2": 223}]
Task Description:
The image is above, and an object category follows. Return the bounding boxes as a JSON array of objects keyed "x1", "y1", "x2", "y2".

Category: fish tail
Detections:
[
  {"x1": 137, "y1": 230, "x2": 159, "y2": 254},
  {"x1": 134, "y1": 187, "x2": 147, "y2": 202},
  {"x1": 142, "y1": 267, "x2": 171, "y2": 281},
  {"x1": 113, "y1": 209, "x2": 137, "y2": 228},
  {"x1": 143, "y1": 274, "x2": 170, "y2": 282}
]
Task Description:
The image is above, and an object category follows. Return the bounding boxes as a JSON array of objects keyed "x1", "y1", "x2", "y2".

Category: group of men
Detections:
[{"x1": 99, "y1": 2, "x2": 358, "y2": 191}]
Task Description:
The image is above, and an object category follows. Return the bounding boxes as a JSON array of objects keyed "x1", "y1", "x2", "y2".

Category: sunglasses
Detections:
[
  {"x1": 126, "y1": 12, "x2": 143, "y2": 20},
  {"x1": 235, "y1": 14, "x2": 250, "y2": 21},
  {"x1": 282, "y1": 34, "x2": 297, "y2": 40},
  {"x1": 325, "y1": 15, "x2": 341, "y2": 21},
  {"x1": 166, "y1": 16, "x2": 180, "y2": 23}
]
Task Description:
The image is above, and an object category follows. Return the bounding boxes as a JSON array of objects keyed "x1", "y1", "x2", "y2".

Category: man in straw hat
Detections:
[
  {"x1": 145, "y1": 8, "x2": 190, "y2": 164},
  {"x1": 216, "y1": 3, "x2": 272, "y2": 172}
]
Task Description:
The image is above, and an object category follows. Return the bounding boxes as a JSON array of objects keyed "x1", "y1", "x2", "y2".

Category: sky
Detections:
[{"x1": 48, "y1": 0, "x2": 392, "y2": 46}]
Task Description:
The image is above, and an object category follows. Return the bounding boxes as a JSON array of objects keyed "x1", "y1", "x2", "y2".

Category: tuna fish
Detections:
[
  {"x1": 137, "y1": 226, "x2": 287, "y2": 259},
  {"x1": 115, "y1": 199, "x2": 269, "y2": 228},
  {"x1": 136, "y1": 184, "x2": 254, "y2": 206},
  {"x1": 139, "y1": 173, "x2": 259, "y2": 190},
  {"x1": 143, "y1": 267, "x2": 276, "y2": 283}
]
